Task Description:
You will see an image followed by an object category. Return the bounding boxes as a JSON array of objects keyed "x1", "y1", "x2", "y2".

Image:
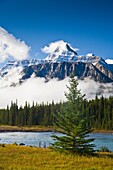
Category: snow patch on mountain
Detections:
[
  {"x1": 105, "y1": 59, "x2": 113, "y2": 64},
  {"x1": 0, "y1": 66, "x2": 23, "y2": 88}
]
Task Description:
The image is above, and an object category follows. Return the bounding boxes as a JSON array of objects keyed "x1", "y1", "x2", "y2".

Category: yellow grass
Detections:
[{"x1": 0, "y1": 144, "x2": 113, "y2": 170}]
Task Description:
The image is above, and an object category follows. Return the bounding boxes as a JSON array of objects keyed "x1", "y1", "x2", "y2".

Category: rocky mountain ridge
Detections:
[{"x1": 0, "y1": 40, "x2": 113, "y2": 87}]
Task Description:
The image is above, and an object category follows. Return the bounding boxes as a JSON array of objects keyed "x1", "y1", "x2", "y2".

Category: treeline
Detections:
[
  {"x1": 0, "y1": 101, "x2": 61, "y2": 126},
  {"x1": 88, "y1": 96, "x2": 113, "y2": 130},
  {"x1": 0, "y1": 96, "x2": 113, "y2": 130}
]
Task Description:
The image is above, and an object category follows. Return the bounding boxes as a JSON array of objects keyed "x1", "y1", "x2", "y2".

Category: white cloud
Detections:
[
  {"x1": 105, "y1": 59, "x2": 113, "y2": 64},
  {"x1": 0, "y1": 77, "x2": 69, "y2": 108},
  {"x1": 78, "y1": 78, "x2": 113, "y2": 100},
  {"x1": 0, "y1": 77, "x2": 113, "y2": 108},
  {"x1": 0, "y1": 27, "x2": 30, "y2": 62}
]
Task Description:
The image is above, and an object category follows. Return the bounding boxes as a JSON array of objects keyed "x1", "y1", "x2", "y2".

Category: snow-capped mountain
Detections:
[
  {"x1": 44, "y1": 40, "x2": 101, "y2": 63},
  {"x1": 0, "y1": 40, "x2": 113, "y2": 87},
  {"x1": 45, "y1": 40, "x2": 78, "y2": 62}
]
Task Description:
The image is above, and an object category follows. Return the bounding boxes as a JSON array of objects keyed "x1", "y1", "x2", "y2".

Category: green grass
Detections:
[{"x1": 0, "y1": 144, "x2": 113, "y2": 170}]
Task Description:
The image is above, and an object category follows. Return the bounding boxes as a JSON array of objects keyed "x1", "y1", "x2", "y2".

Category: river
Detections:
[{"x1": 0, "y1": 132, "x2": 113, "y2": 151}]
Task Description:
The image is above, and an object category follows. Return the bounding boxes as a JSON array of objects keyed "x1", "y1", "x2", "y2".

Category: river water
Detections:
[{"x1": 0, "y1": 132, "x2": 113, "y2": 151}]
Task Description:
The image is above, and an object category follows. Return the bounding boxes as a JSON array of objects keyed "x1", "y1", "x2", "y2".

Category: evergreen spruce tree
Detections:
[{"x1": 52, "y1": 76, "x2": 95, "y2": 155}]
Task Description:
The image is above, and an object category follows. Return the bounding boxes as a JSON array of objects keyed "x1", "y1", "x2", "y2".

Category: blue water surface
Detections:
[{"x1": 0, "y1": 132, "x2": 113, "y2": 151}]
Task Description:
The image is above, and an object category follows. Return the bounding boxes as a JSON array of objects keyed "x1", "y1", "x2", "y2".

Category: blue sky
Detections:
[{"x1": 0, "y1": 0, "x2": 113, "y2": 59}]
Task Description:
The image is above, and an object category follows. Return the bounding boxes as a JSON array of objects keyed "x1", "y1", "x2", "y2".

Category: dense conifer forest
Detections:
[{"x1": 0, "y1": 95, "x2": 113, "y2": 130}]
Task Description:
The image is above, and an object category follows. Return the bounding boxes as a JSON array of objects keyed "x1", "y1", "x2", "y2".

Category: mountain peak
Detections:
[
  {"x1": 66, "y1": 44, "x2": 78, "y2": 55},
  {"x1": 42, "y1": 40, "x2": 79, "y2": 62}
]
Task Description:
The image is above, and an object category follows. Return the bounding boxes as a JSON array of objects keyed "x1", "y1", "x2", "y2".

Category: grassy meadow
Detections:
[{"x1": 0, "y1": 144, "x2": 113, "y2": 170}]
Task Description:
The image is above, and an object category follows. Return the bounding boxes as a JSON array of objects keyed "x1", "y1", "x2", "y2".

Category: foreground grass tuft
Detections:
[{"x1": 0, "y1": 144, "x2": 113, "y2": 170}]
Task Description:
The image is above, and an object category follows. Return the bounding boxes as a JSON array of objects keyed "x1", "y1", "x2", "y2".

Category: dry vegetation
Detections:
[
  {"x1": 0, "y1": 125, "x2": 53, "y2": 132},
  {"x1": 0, "y1": 144, "x2": 113, "y2": 170}
]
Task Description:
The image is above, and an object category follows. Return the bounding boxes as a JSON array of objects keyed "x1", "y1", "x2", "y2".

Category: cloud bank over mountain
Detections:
[
  {"x1": 0, "y1": 77, "x2": 68, "y2": 108},
  {"x1": 0, "y1": 27, "x2": 30, "y2": 62},
  {"x1": 0, "y1": 77, "x2": 113, "y2": 108}
]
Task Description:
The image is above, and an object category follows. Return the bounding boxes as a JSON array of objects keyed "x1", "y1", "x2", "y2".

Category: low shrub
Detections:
[{"x1": 99, "y1": 146, "x2": 110, "y2": 152}]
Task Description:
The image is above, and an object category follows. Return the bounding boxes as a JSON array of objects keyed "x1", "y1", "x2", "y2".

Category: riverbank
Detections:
[
  {"x1": 93, "y1": 129, "x2": 113, "y2": 134},
  {"x1": 0, "y1": 125, "x2": 53, "y2": 132},
  {"x1": 0, "y1": 144, "x2": 113, "y2": 170},
  {"x1": 0, "y1": 125, "x2": 113, "y2": 134}
]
